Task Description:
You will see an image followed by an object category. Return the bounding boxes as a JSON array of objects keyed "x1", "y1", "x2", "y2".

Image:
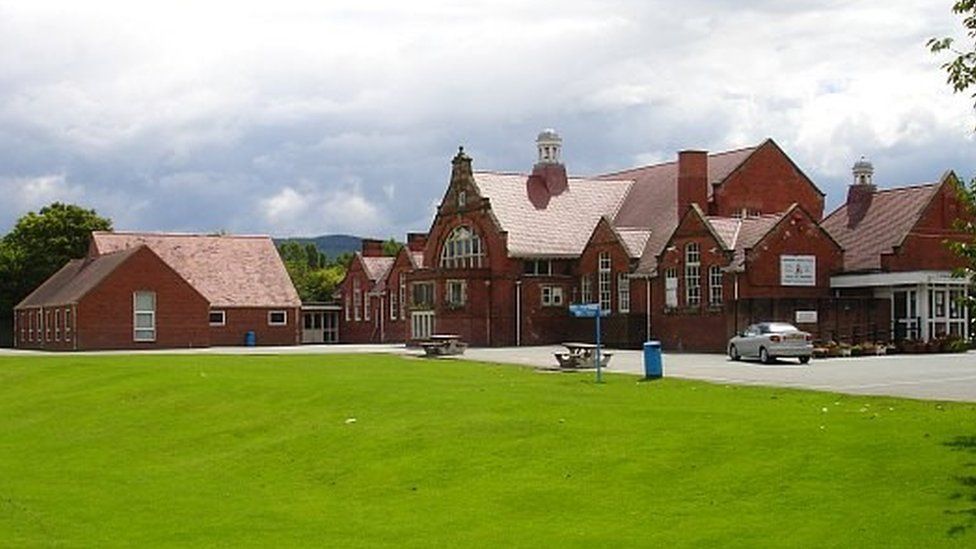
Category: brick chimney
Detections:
[
  {"x1": 406, "y1": 232, "x2": 427, "y2": 252},
  {"x1": 530, "y1": 129, "x2": 568, "y2": 196},
  {"x1": 846, "y1": 156, "x2": 876, "y2": 228},
  {"x1": 677, "y1": 150, "x2": 708, "y2": 219},
  {"x1": 361, "y1": 238, "x2": 384, "y2": 257}
]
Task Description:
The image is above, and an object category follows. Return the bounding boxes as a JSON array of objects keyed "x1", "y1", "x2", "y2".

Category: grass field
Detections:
[{"x1": 1, "y1": 353, "x2": 975, "y2": 547}]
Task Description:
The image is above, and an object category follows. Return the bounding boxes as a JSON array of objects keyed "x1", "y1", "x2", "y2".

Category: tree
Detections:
[
  {"x1": 277, "y1": 242, "x2": 346, "y2": 303},
  {"x1": 0, "y1": 202, "x2": 112, "y2": 346},
  {"x1": 929, "y1": 1, "x2": 976, "y2": 111},
  {"x1": 382, "y1": 237, "x2": 404, "y2": 257},
  {"x1": 930, "y1": 1, "x2": 976, "y2": 319}
]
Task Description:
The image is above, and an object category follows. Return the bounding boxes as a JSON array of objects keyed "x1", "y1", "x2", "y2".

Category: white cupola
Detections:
[
  {"x1": 536, "y1": 128, "x2": 562, "y2": 165},
  {"x1": 852, "y1": 156, "x2": 874, "y2": 186}
]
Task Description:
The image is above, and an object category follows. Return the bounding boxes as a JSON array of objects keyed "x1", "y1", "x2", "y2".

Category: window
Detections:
[
  {"x1": 709, "y1": 265, "x2": 723, "y2": 306},
  {"x1": 598, "y1": 252, "x2": 612, "y2": 313},
  {"x1": 440, "y1": 226, "x2": 485, "y2": 268},
  {"x1": 457, "y1": 190, "x2": 467, "y2": 208},
  {"x1": 618, "y1": 273, "x2": 630, "y2": 313},
  {"x1": 353, "y1": 279, "x2": 362, "y2": 321},
  {"x1": 65, "y1": 309, "x2": 72, "y2": 337},
  {"x1": 581, "y1": 274, "x2": 592, "y2": 304},
  {"x1": 45, "y1": 310, "x2": 51, "y2": 341},
  {"x1": 665, "y1": 268, "x2": 678, "y2": 309},
  {"x1": 390, "y1": 275, "x2": 399, "y2": 320},
  {"x1": 209, "y1": 310, "x2": 226, "y2": 326},
  {"x1": 412, "y1": 282, "x2": 435, "y2": 308},
  {"x1": 411, "y1": 311, "x2": 434, "y2": 340},
  {"x1": 37, "y1": 311, "x2": 42, "y2": 341},
  {"x1": 524, "y1": 259, "x2": 552, "y2": 276},
  {"x1": 399, "y1": 280, "x2": 406, "y2": 320},
  {"x1": 55, "y1": 309, "x2": 61, "y2": 341},
  {"x1": 446, "y1": 279, "x2": 467, "y2": 307},
  {"x1": 27, "y1": 311, "x2": 33, "y2": 342},
  {"x1": 685, "y1": 243, "x2": 701, "y2": 306},
  {"x1": 20, "y1": 312, "x2": 25, "y2": 343},
  {"x1": 268, "y1": 311, "x2": 287, "y2": 326},
  {"x1": 344, "y1": 292, "x2": 350, "y2": 322},
  {"x1": 364, "y1": 293, "x2": 371, "y2": 321},
  {"x1": 133, "y1": 291, "x2": 156, "y2": 342},
  {"x1": 541, "y1": 285, "x2": 564, "y2": 307}
]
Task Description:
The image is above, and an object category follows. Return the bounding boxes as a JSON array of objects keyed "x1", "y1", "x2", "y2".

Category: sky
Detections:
[{"x1": 0, "y1": 0, "x2": 974, "y2": 240}]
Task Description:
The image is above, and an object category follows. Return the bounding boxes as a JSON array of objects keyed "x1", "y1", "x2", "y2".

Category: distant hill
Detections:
[{"x1": 274, "y1": 234, "x2": 362, "y2": 260}]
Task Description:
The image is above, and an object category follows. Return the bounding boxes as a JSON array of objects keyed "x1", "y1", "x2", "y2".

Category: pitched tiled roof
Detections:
[
  {"x1": 92, "y1": 232, "x2": 301, "y2": 307},
  {"x1": 599, "y1": 146, "x2": 757, "y2": 274},
  {"x1": 360, "y1": 256, "x2": 395, "y2": 282},
  {"x1": 472, "y1": 172, "x2": 633, "y2": 257},
  {"x1": 614, "y1": 227, "x2": 652, "y2": 259},
  {"x1": 705, "y1": 213, "x2": 786, "y2": 271},
  {"x1": 16, "y1": 247, "x2": 143, "y2": 308},
  {"x1": 821, "y1": 183, "x2": 940, "y2": 272}
]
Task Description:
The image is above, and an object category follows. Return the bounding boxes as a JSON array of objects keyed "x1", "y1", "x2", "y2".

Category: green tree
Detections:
[
  {"x1": 277, "y1": 242, "x2": 346, "y2": 303},
  {"x1": 0, "y1": 203, "x2": 112, "y2": 345},
  {"x1": 382, "y1": 237, "x2": 404, "y2": 257},
  {"x1": 930, "y1": 1, "x2": 976, "y2": 320}
]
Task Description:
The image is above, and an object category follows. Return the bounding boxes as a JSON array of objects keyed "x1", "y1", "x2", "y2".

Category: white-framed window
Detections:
[
  {"x1": 665, "y1": 268, "x2": 678, "y2": 309},
  {"x1": 457, "y1": 190, "x2": 467, "y2": 208},
  {"x1": 412, "y1": 282, "x2": 435, "y2": 308},
  {"x1": 20, "y1": 312, "x2": 26, "y2": 343},
  {"x1": 27, "y1": 311, "x2": 33, "y2": 342},
  {"x1": 364, "y1": 293, "x2": 371, "y2": 321},
  {"x1": 685, "y1": 243, "x2": 701, "y2": 307},
  {"x1": 390, "y1": 275, "x2": 399, "y2": 320},
  {"x1": 524, "y1": 259, "x2": 552, "y2": 276},
  {"x1": 399, "y1": 280, "x2": 406, "y2": 320},
  {"x1": 581, "y1": 274, "x2": 592, "y2": 304},
  {"x1": 45, "y1": 310, "x2": 51, "y2": 341},
  {"x1": 709, "y1": 265, "x2": 723, "y2": 306},
  {"x1": 440, "y1": 226, "x2": 485, "y2": 268},
  {"x1": 541, "y1": 285, "x2": 564, "y2": 307},
  {"x1": 268, "y1": 310, "x2": 287, "y2": 326},
  {"x1": 353, "y1": 279, "x2": 362, "y2": 321},
  {"x1": 65, "y1": 308, "x2": 72, "y2": 337},
  {"x1": 133, "y1": 291, "x2": 156, "y2": 342},
  {"x1": 54, "y1": 309, "x2": 61, "y2": 341},
  {"x1": 618, "y1": 273, "x2": 630, "y2": 313},
  {"x1": 344, "y1": 291, "x2": 350, "y2": 322},
  {"x1": 598, "y1": 252, "x2": 612, "y2": 313},
  {"x1": 37, "y1": 310, "x2": 42, "y2": 341},
  {"x1": 446, "y1": 279, "x2": 467, "y2": 307},
  {"x1": 209, "y1": 310, "x2": 226, "y2": 326}
]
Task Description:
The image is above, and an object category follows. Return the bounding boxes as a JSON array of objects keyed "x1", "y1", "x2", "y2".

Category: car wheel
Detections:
[
  {"x1": 799, "y1": 356, "x2": 810, "y2": 364},
  {"x1": 759, "y1": 347, "x2": 771, "y2": 364},
  {"x1": 729, "y1": 344, "x2": 741, "y2": 361}
]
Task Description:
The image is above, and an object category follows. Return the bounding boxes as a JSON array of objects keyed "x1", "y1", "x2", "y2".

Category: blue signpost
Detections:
[{"x1": 568, "y1": 303, "x2": 609, "y2": 383}]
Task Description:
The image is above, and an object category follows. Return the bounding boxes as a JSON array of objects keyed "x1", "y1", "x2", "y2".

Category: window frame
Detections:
[
  {"x1": 445, "y1": 279, "x2": 467, "y2": 307},
  {"x1": 709, "y1": 265, "x2": 723, "y2": 306},
  {"x1": 598, "y1": 251, "x2": 612, "y2": 313},
  {"x1": 268, "y1": 310, "x2": 288, "y2": 326},
  {"x1": 618, "y1": 273, "x2": 630, "y2": 313},
  {"x1": 685, "y1": 243, "x2": 701, "y2": 307},
  {"x1": 665, "y1": 268, "x2": 678, "y2": 309},
  {"x1": 541, "y1": 285, "x2": 564, "y2": 307},
  {"x1": 209, "y1": 310, "x2": 226, "y2": 326},
  {"x1": 133, "y1": 291, "x2": 157, "y2": 342},
  {"x1": 440, "y1": 226, "x2": 485, "y2": 269}
]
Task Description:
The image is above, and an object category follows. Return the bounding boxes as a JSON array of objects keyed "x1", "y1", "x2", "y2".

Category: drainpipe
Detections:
[
  {"x1": 515, "y1": 279, "x2": 522, "y2": 347},
  {"x1": 379, "y1": 292, "x2": 385, "y2": 343},
  {"x1": 645, "y1": 277, "x2": 651, "y2": 341},
  {"x1": 485, "y1": 279, "x2": 492, "y2": 346}
]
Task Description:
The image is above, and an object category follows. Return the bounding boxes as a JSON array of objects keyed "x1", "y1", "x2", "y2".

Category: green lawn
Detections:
[{"x1": 1, "y1": 354, "x2": 975, "y2": 547}]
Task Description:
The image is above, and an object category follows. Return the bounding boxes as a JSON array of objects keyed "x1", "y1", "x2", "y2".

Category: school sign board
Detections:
[{"x1": 780, "y1": 255, "x2": 816, "y2": 287}]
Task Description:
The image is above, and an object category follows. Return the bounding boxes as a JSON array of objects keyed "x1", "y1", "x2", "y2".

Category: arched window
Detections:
[{"x1": 440, "y1": 226, "x2": 485, "y2": 268}]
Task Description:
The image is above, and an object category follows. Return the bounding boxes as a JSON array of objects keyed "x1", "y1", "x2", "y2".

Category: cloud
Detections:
[{"x1": 0, "y1": 0, "x2": 973, "y2": 236}]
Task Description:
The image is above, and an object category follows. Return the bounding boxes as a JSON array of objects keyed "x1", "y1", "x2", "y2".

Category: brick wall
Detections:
[{"x1": 209, "y1": 307, "x2": 300, "y2": 346}]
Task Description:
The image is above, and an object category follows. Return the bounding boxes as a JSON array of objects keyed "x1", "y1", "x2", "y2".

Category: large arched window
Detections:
[{"x1": 440, "y1": 226, "x2": 485, "y2": 268}]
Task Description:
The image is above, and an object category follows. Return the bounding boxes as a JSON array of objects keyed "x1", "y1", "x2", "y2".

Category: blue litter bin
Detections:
[
  {"x1": 643, "y1": 340, "x2": 662, "y2": 379},
  {"x1": 245, "y1": 331, "x2": 256, "y2": 347}
]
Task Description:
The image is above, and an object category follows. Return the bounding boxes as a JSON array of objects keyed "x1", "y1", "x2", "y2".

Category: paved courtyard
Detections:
[{"x1": 2, "y1": 343, "x2": 975, "y2": 402}]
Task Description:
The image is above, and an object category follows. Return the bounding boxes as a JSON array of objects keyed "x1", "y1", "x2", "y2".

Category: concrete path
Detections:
[{"x1": 3, "y1": 343, "x2": 975, "y2": 402}]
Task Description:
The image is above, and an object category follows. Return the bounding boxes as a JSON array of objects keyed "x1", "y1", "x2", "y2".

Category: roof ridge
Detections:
[
  {"x1": 95, "y1": 230, "x2": 272, "y2": 239},
  {"x1": 596, "y1": 142, "x2": 760, "y2": 178}
]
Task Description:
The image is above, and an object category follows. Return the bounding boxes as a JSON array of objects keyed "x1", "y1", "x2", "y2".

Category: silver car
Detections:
[{"x1": 728, "y1": 322, "x2": 813, "y2": 364}]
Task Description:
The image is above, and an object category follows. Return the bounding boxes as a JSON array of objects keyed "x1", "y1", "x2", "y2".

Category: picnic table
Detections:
[
  {"x1": 420, "y1": 334, "x2": 468, "y2": 357},
  {"x1": 554, "y1": 342, "x2": 613, "y2": 369}
]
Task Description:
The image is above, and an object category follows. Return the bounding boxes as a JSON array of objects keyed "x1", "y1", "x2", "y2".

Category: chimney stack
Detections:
[
  {"x1": 846, "y1": 157, "x2": 875, "y2": 228},
  {"x1": 361, "y1": 238, "x2": 384, "y2": 257},
  {"x1": 406, "y1": 233, "x2": 427, "y2": 252},
  {"x1": 677, "y1": 150, "x2": 708, "y2": 219},
  {"x1": 530, "y1": 129, "x2": 568, "y2": 195}
]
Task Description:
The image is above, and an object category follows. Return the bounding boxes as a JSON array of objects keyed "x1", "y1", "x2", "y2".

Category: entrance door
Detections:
[
  {"x1": 411, "y1": 311, "x2": 434, "y2": 340},
  {"x1": 324, "y1": 311, "x2": 339, "y2": 343},
  {"x1": 892, "y1": 290, "x2": 918, "y2": 340},
  {"x1": 302, "y1": 312, "x2": 325, "y2": 343}
]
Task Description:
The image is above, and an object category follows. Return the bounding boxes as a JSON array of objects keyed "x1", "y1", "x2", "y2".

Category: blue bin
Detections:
[
  {"x1": 245, "y1": 331, "x2": 256, "y2": 347},
  {"x1": 643, "y1": 340, "x2": 662, "y2": 379}
]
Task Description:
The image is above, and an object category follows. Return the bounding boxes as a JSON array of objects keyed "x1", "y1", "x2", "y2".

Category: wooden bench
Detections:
[{"x1": 555, "y1": 343, "x2": 614, "y2": 369}]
